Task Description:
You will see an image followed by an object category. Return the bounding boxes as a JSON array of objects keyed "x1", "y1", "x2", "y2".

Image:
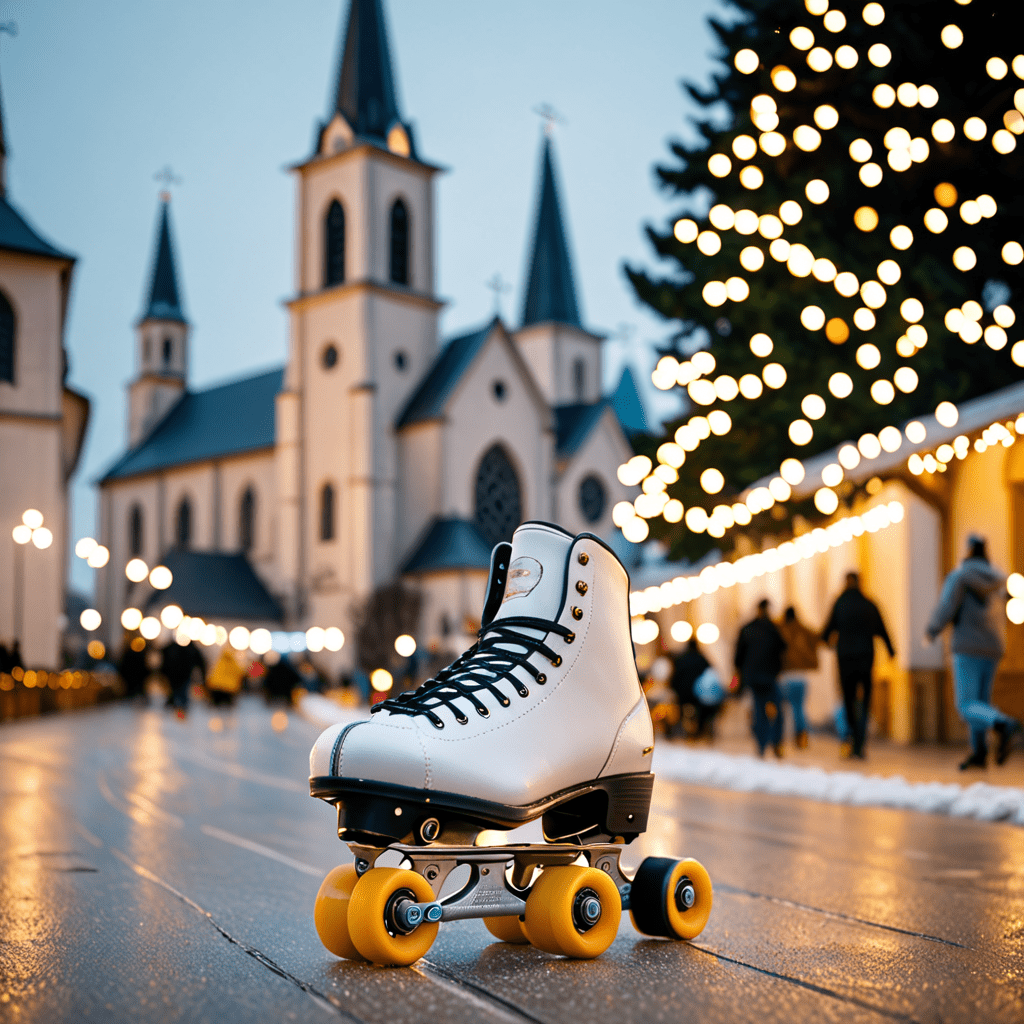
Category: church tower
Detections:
[
  {"x1": 128, "y1": 195, "x2": 188, "y2": 446},
  {"x1": 279, "y1": 0, "x2": 443, "y2": 626},
  {"x1": 515, "y1": 135, "x2": 603, "y2": 406}
]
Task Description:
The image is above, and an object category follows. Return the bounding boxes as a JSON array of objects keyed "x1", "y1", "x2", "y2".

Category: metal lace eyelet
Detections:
[
  {"x1": 500, "y1": 698, "x2": 510, "y2": 707},
  {"x1": 537, "y1": 673, "x2": 547, "y2": 684},
  {"x1": 576, "y1": 580, "x2": 588, "y2": 595},
  {"x1": 565, "y1": 632, "x2": 576, "y2": 644},
  {"x1": 578, "y1": 552, "x2": 589, "y2": 565},
  {"x1": 551, "y1": 656, "x2": 562, "y2": 668},
  {"x1": 571, "y1": 605, "x2": 583, "y2": 620}
]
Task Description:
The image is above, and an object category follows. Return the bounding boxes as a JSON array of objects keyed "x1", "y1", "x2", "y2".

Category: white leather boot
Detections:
[{"x1": 310, "y1": 521, "x2": 655, "y2": 846}]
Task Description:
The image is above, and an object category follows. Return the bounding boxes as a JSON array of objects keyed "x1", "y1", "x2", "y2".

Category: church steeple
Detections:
[
  {"x1": 521, "y1": 136, "x2": 582, "y2": 329},
  {"x1": 334, "y1": 0, "x2": 401, "y2": 141},
  {"x1": 140, "y1": 195, "x2": 186, "y2": 325}
]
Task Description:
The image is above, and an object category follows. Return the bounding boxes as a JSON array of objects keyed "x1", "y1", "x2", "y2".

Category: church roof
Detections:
[
  {"x1": 402, "y1": 517, "x2": 493, "y2": 574},
  {"x1": 140, "y1": 199, "x2": 186, "y2": 324},
  {"x1": 101, "y1": 367, "x2": 283, "y2": 482},
  {"x1": 143, "y1": 549, "x2": 284, "y2": 623},
  {"x1": 395, "y1": 320, "x2": 494, "y2": 428},
  {"x1": 333, "y1": 0, "x2": 403, "y2": 143},
  {"x1": 521, "y1": 137, "x2": 582, "y2": 329},
  {"x1": 0, "y1": 196, "x2": 75, "y2": 261},
  {"x1": 554, "y1": 401, "x2": 609, "y2": 460},
  {"x1": 609, "y1": 366, "x2": 649, "y2": 436}
]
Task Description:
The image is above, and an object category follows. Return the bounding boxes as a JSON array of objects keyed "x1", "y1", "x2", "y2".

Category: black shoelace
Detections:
[{"x1": 370, "y1": 615, "x2": 575, "y2": 729}]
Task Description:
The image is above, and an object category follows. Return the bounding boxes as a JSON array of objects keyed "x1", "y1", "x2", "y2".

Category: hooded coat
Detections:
[{"x1": 926, "y1": 557, "x2": 1005, "y2": 659}]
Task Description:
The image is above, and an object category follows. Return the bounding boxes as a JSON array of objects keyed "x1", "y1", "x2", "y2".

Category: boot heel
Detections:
[{"x1": 542, "y1": 772, "x2": 654, "y2": 842}]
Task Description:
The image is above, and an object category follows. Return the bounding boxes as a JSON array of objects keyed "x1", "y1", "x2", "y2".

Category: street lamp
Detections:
[{"x1": 10, "y1": 509, "x2": 54, "y2": 650}]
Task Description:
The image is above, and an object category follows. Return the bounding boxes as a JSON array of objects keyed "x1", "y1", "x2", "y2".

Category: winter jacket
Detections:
[
  {"x1": 778, "y1": 618, "x2": 819, "y2": 671},
  {"x1": 822, "y1": 589, "x2": 894, "y2": 663},
  {"x1": 671, "y1": 647, "x2": 710, "y2": 704},
  {"x1": 926, "y1": 557, "x2": 1005, "y2": 659},
  {"x1": 734, "y1": 616, "x2": 786, "y2": 680}
]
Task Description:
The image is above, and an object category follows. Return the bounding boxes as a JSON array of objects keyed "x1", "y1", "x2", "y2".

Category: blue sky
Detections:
[{"x1": 2, "y1": 0, "x2": 722, "y2": 593}]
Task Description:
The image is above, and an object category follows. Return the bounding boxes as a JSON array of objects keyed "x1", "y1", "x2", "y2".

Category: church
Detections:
[{"x1": 95, "y1": 0, "x2": 644, "y2": 671}]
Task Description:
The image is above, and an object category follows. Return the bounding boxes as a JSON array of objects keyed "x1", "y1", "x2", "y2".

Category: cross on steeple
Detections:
[
  {"x1": 485, "y1": 273, "x2": 511, "y2": 316},
  {"x1": 532, "y1": 103, "x2": 565, "y2": 138},
  {"x1": 153, "y1": 165, "x2": 182, "y2": 201}
]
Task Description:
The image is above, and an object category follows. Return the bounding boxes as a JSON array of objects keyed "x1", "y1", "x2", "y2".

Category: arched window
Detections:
[
  {"x1": 162, "y1": 337, "x2": 173, "y2": 367},
  {"x1": 128, "y1": 504, "x2": 144, "y2": 557},
  {"x1": 239, "y1": 486, "x2": 256, "y2": 552},
  {"x1": 474, "y1": 445, "x2": 522, "y2": 548},
  {"x1": 0, "y1": 290, "x2": 15, "y2": 385},
  {"x1": 324, "y1": 199, "x2": 346, "y2": 287},
  {"x1": 578, "y1": 475, "x2": 607, "y2": 524},
  {"x1": 572, "y1": 358, "x2": 586, "y2": 403},
  {"x1": 175, "y1": 497, "x2": 192, "y2": 548},
  {"x1": 320, "y1": 483, "x2": 336, "y2": 541},
  {"x1": 389, "y1": 199, "x2": 409, "y2": 285}
]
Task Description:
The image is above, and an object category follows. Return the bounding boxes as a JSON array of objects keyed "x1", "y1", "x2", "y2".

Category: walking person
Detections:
[
  {"x1": 926, "y1": 535, "x2": 1021, "y2": 769},
  {"x1": 822, "y1": 572, "x2": 894, "y2": 760},
  {"x1": 734, "y1": 598, "x2": 787, "y2": 757},
  {"x1": 777, "y1": 606, "x2": 819, "y2": 749}
]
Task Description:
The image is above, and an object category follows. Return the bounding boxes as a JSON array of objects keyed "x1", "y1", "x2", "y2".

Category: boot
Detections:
[
  {"x1": 309, "y1": 522, "x2": 655, "y2": 845},
  {"x1": 994, "y1": 720, "x2": 1020, "y2": 766},
  {"x1": 959, "y1": 742, "x2": 987, "y2": 770}
]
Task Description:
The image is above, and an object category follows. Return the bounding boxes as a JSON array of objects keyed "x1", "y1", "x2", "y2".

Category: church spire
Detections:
[
  {"x1": 333, "y1": 0, "x2": 402, "y2": 141},
  {"x1": 521, "y1": 135, "x2": 582, "y2": 329},
  {"x1": 140, "y1": 195, "x2": 186, "y2": 325}
]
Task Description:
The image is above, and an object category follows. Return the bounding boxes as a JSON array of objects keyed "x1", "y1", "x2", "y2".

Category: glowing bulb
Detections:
[
  {"x1": 941, "y1": 25, "x2": 963, "y2": 49},
  {"x1": 125, "y1": 558, "x2": 149, "y2": 583},
  {"x1": 985, "y1": 325, "x2": 1008, "y2": 350},
  {"x1": 759, "y1": 131, "x2": 787, "y2": 156},
  {"x1": 932, "y1": 119, "x2": 955, "y2": 143},
  {"x1": 805, "y1": 179, "x2": 829, "y2": 203},
  {"x1": 708, "y1": 154, "x2": 732, "y2": 177},
  {"x1": 780, "y1": 458, "x2": 806, "y2": 485},
  {"x1": 993, "y1": 129, "x2": 1016, "y2": 154},
  {"x1": 987, "y1": 57, "x2": 1008, "y2": 79},
  {"x1": 814, "y1": 488, "x2": 839, "y2": 515},
  {"x1": 900, "y1": 298, "x2": 924, "y2": 323},
  {"x1": 814, "y1": 105, "x2": 839, "y2": 130},
  {"x1": 739, "y1": 373, "x2": 763, "y2": 399},
  {"x1": 994, "y1": 304, "x2": 1016, "y2": 328},
  {"x1": 906, "y1": 420, "x2": 927, "y2": 444},
  {"x1": 877, "y1": 260, "x2": 901, "y2": 285},
  {"x1": 879, "y1": 426, "x2": 902, "y2": 452},
  {"x1": 924, "y1": 208, "x2": 948, "y2": 233},
  {"x1": 834, "y1": 272, "x2": 859, "y2": 297},
  {"x1": 739, "y1": 165, "x2": 764, "y2": 189},
  {"x1": 708, "y1": 409, "x2": 732, "y2": 435},
  {"x1": 801, "y1": 394, "x2": 826, "y2": 419},
  {"x1": 952, "y1": 246, "x2": 977, "y2": 271},
  {"x1": 849, "y1": 139, "x2": 872, "y2": 163},
  {"x1": 696, "y1": 230, "x2": 721, "y2": 255},
  {"x1": 859, "y1": 163, "x2": 883, "y2": 187},
  {"x1": 779, "y1": 201, "x2": 803, "y2": 225},
  {"x1": 735, "y1": 49, "x2": 760, "y2": 73},
  {"x1": 740, "y1": 246, "x2": 765, "y2": 271},
  {"x1": 87, "y1": 545, "x2": 110, "y2": 568},
  {"x1": 897, "y1": 83, "x2": 919, "y2": 107},
  {"x1": 793, "y1": 125, "x2": 822, "y2": 151},
  {"x1": 80, "y1": 609, "x2": 102, "y2": 632},
  {"x1": 674, "y1": 219, "x2": 698, "y2": 243},
  {"x1": 822, "y1": 464, "x2": 844, "y2": 487},
  {"x1": 868, "y1": 43, "x2": 891, "y2": 67},
  {"x1": 894, "y1": 366, "x2": 919, "y2": 392},
  {"x1": 836, "y1": 45, "x2": 859, "y2": 68},
  {"x1": 829, "y1": 372, "x2": 853, "y2": 398},
  {"x1": 862, "y1": 3, "x2": 885, "y2": 26},
  {"x1": 964, "y1": 117, "x2": 987, "y2": 141},
  {"x1": 813, "y1": 259, "x2": 838, "y2": 282},
  {"x1": 160, "y1": 604, "x2": 184, "y2": 629},
  {"x1": 701, "y1": 469, "x2": 725, "y2": 494},
  {"x1": 790, "y1": 419, "x2": 813, "y2": 445},
  {"x1": 935, "y1": 401, "x2": 959, "y2": 427},
  {"x1": 858, "y1": 433, "x2": 881, "y2": 459},
  {"x1": 395, "y1": 634, "x2": 417, "y2": 658},
  {"x1": 149, "y1": 565, "x2": 173, "y2": 590},
  {"x1": 853, "y1": 307, "x2": 876, "y2": 331},
  {"x1": 856, "y1": 343, "x2": 881, "y2": 369},
  {"x1": 977, "y1": 195, "x2": 997, "y2": 218},
  {"x1": 870, "y1": 379, "x2": 895, "y2": 405},
  {"x1": 800, "y1": 305, "x2": 826, "y2": 331},
  {"x1": 709, "y1": 204, "x2": 735, "y2": 230},
  {"x1": 769, "y1": 239, "x2": 791, "y2": 261},
  {"x1": 872, "y1": 85, "x2": 895, "y2": 109},
  {"x1": 838, "y1": 444, "x2": 861, "y2": 469},
  {"x1": 889, "y1": 225, "x2": 914, "y2": 250},
  {"x1": 807, "y1": 47, "x2": 833, "y2": 72},
  {"x1": 1003, "y1": 241, "x2": 1024, "y2": 265},
  {"x1": 763, "y1": 363, "x2": 787, "y2": 389},
  {"x1": 750, "y1": 333, "x2": 773, "y2": 357},
  {"x1": 790, "y1": 26, "x2": 815, "y2": 50},
  {"x1": 772, "y1": 66, "x2": 797, "y2": 91},
  {"x1": 823, "y1": 10, "x2": 846, "y2": 31},
  {"x1": 75, "y1": 537, "x2": 98, "y2": 559},
  {"x1": 702, "y1": 282, "x2": 727, "y2": 307}
]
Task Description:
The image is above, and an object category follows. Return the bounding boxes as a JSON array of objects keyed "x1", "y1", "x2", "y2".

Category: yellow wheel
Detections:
[
  {"x1": 347, "y1": 867, "x2": 439, "y2": 966},
  {"x1": 522, "y1": 865, "x2": 621, "y2": 959},
  {"x1": 314, "y1": 864, "x2": 366, "y2": 960},
  {"x1": 484, "y1": 915, "x2": 530, "y2": 944},
  {"x1": 629, "y1": 856, "x2": 713, "y2": 940}
]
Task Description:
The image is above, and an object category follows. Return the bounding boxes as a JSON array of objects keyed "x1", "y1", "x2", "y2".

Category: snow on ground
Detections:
[
  {"x1": 652, "y1": 743, "x2": 1024, "y2": 826},
  {"x1": 300, "y1": 694, "x2": 1024, "y2": 827}
]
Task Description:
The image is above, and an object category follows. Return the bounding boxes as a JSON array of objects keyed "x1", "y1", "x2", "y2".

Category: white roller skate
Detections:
[{"x1": 309, "y1": 521, "x2": 712, "y2": 965}]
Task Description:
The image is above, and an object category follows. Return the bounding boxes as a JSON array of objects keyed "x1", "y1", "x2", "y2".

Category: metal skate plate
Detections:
[{"x1": 348, "y1": 841, "x2": 632, "y2": 925}]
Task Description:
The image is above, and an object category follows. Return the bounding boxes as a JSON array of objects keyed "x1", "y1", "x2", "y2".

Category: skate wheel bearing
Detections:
[
  {"x1": 522, "y1": 865, "x2": 621, "y2": 958},
  {"x1": 347, "y1": 867, "x2": 439, "y2": 966}
]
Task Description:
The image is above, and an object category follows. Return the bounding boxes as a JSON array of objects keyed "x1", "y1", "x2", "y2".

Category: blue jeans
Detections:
[
  {"x1": 953, "y1": 654, "x2": 1010, "y2": 751},
  {"x1": 748, "y1": 674, "x2": 783, "y2": 753},
  {"x1": 781, "y1": 677, "x2": 807, "y2": 736}
]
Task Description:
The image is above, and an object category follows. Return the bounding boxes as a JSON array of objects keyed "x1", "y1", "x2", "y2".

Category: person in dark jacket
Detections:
[
  {"x1": 671, "y1": 638, "x2": 711, "y2": 738},
  {"x1": 735, "y1": 598, "x2": 787, "y2": 757},
  {"x1": 117, "y1": 634, "x2": 149, "y2": 699},
  {"x1": 926, "y1": 535, "x2": 1020, "y2": 769},
  {"x1": 822, "y1": 572, "x2": 894, "y2": 759},
  {"x1": 161, "y1": 638, "x2": 206, "y2": 713}
]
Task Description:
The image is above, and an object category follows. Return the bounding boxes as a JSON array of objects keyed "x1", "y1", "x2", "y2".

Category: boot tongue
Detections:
[{"x1": 493, "y1": 523, "x2": 572, "y2": 624}]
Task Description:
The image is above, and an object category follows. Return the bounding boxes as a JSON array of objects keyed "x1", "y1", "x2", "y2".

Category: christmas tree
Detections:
[{"x1": 621, "y1": 0, "x2": 1024, "y2": 561}]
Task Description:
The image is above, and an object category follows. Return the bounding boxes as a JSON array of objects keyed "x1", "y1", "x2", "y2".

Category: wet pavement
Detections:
[{"x1": 1, "y1": 696, "x2": 1022, "y2": 1023}]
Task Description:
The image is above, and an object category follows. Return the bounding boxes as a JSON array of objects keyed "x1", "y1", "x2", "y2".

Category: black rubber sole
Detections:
[{"x1": 309, "y1": 771, "x2": 654, "y2": 845}]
